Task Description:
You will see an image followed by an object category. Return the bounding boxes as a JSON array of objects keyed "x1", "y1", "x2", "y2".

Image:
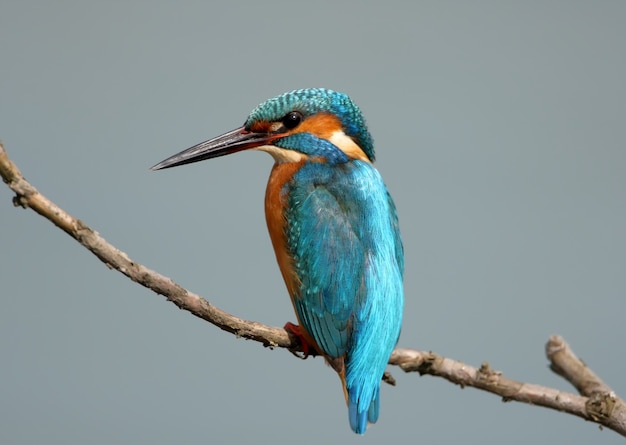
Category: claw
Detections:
[{"x1": 284, "y1": 322, "x2": 318, "y2": 358}]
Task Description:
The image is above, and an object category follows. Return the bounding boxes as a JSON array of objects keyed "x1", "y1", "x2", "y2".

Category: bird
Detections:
[{"x1": 151, "y1": 88, "x2": 404, "y2": 434}]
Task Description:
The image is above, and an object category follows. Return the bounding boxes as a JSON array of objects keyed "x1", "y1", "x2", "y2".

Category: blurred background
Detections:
[{"x1": 1, "y1": 1, "x2": 625, "y2": 444}]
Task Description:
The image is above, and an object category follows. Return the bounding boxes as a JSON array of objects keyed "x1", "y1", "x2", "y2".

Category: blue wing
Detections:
[{"x1": 285, "y1": 160, "x2": 404, "y2": 433}]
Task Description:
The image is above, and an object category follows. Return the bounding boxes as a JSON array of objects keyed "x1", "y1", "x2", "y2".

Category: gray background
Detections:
[{"x1": 1, "y1": 1, "x2": 625, "y2": 444}]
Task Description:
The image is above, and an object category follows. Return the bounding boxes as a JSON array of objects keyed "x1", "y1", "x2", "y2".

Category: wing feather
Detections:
[{"x1": 285, "y1": 160, "x2": 402, "y2": 364}]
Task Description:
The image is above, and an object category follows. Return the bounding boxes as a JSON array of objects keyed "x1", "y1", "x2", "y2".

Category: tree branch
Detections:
[{"x1": 1, "y1": 141, "x2": 624, "y2": 437}]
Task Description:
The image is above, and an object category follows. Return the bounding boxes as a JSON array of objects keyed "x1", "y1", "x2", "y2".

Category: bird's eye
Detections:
[{"x1": 282, "y1": 111, "x2": 303, "y2": 129}]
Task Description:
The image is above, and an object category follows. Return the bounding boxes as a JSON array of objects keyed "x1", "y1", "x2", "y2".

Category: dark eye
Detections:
[{"x1": 282, "y1": 111, "x2": 303, "y2": 129}]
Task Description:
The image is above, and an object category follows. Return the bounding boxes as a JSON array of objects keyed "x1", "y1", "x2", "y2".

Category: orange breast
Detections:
[{"x1": 264, "y1": 161, "x2": 304, "y2": 298}]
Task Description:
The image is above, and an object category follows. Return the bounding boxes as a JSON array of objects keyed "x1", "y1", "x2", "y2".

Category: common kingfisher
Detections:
[{"x1": 151, "y1": 88, "x2": 404, "y2": 434}]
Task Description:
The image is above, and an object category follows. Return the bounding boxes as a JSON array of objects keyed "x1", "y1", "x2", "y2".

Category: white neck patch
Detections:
[
  {"x1": 254, "y1": 145, "x2": 307, "y2": 163},
  {"x1": 329, "y1": 131, "x2": 371, "y2": 163}
]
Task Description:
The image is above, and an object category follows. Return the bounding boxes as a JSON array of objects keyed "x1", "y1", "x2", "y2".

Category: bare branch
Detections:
[
  {"x1": 1, "y1": 141, "x2": 624, "y2": 437},
  {"x1": 389, "y1": 348, "x2": 625, "y2": 431},
  {"x1": 0, "y1": 141, "x2": 293, "y2": 351}
]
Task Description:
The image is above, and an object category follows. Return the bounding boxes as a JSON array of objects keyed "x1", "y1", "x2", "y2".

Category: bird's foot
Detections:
[{"x1": 284, "y1": 322, "x2": 318, "y2": 359}]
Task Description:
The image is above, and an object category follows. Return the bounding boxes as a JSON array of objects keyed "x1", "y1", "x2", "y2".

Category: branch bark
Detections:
[{"x1": 1, "y1": 141, "x2": 624, "y2": 437}]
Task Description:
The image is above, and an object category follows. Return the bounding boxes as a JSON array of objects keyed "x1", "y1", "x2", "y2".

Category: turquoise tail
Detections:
[{"x1": 348, "y1": 386, "x2": 380, "y2": 434}]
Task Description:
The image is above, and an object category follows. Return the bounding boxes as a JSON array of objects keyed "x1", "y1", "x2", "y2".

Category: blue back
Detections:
[{"x1": 284, "y1": 158, "x2": 404, "y2": 434}]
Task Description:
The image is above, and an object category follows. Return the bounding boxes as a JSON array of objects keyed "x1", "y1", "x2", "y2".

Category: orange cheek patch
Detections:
[{"x1": 291, "y1": 113, "x2": 343, "y2": 139}]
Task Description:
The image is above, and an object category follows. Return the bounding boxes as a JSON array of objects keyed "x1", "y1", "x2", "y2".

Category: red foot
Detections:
[{"x1": 284, "y1": 322, "x2": 318, "y2": 358}]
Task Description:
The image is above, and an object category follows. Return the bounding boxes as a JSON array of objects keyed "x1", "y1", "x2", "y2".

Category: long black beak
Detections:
[{"x1": 150, "y1": 126, "x2": 273, "y2": 171}]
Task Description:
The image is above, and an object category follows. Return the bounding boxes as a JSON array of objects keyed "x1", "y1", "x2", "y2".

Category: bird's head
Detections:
[{"x1": 151, "y1": 88, "x2": 375, "y2": 171}]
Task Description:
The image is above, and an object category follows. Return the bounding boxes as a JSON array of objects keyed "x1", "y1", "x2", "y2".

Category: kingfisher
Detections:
[{"x1": 151, "y1": 88, "x2": 404, "y2": 434}]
